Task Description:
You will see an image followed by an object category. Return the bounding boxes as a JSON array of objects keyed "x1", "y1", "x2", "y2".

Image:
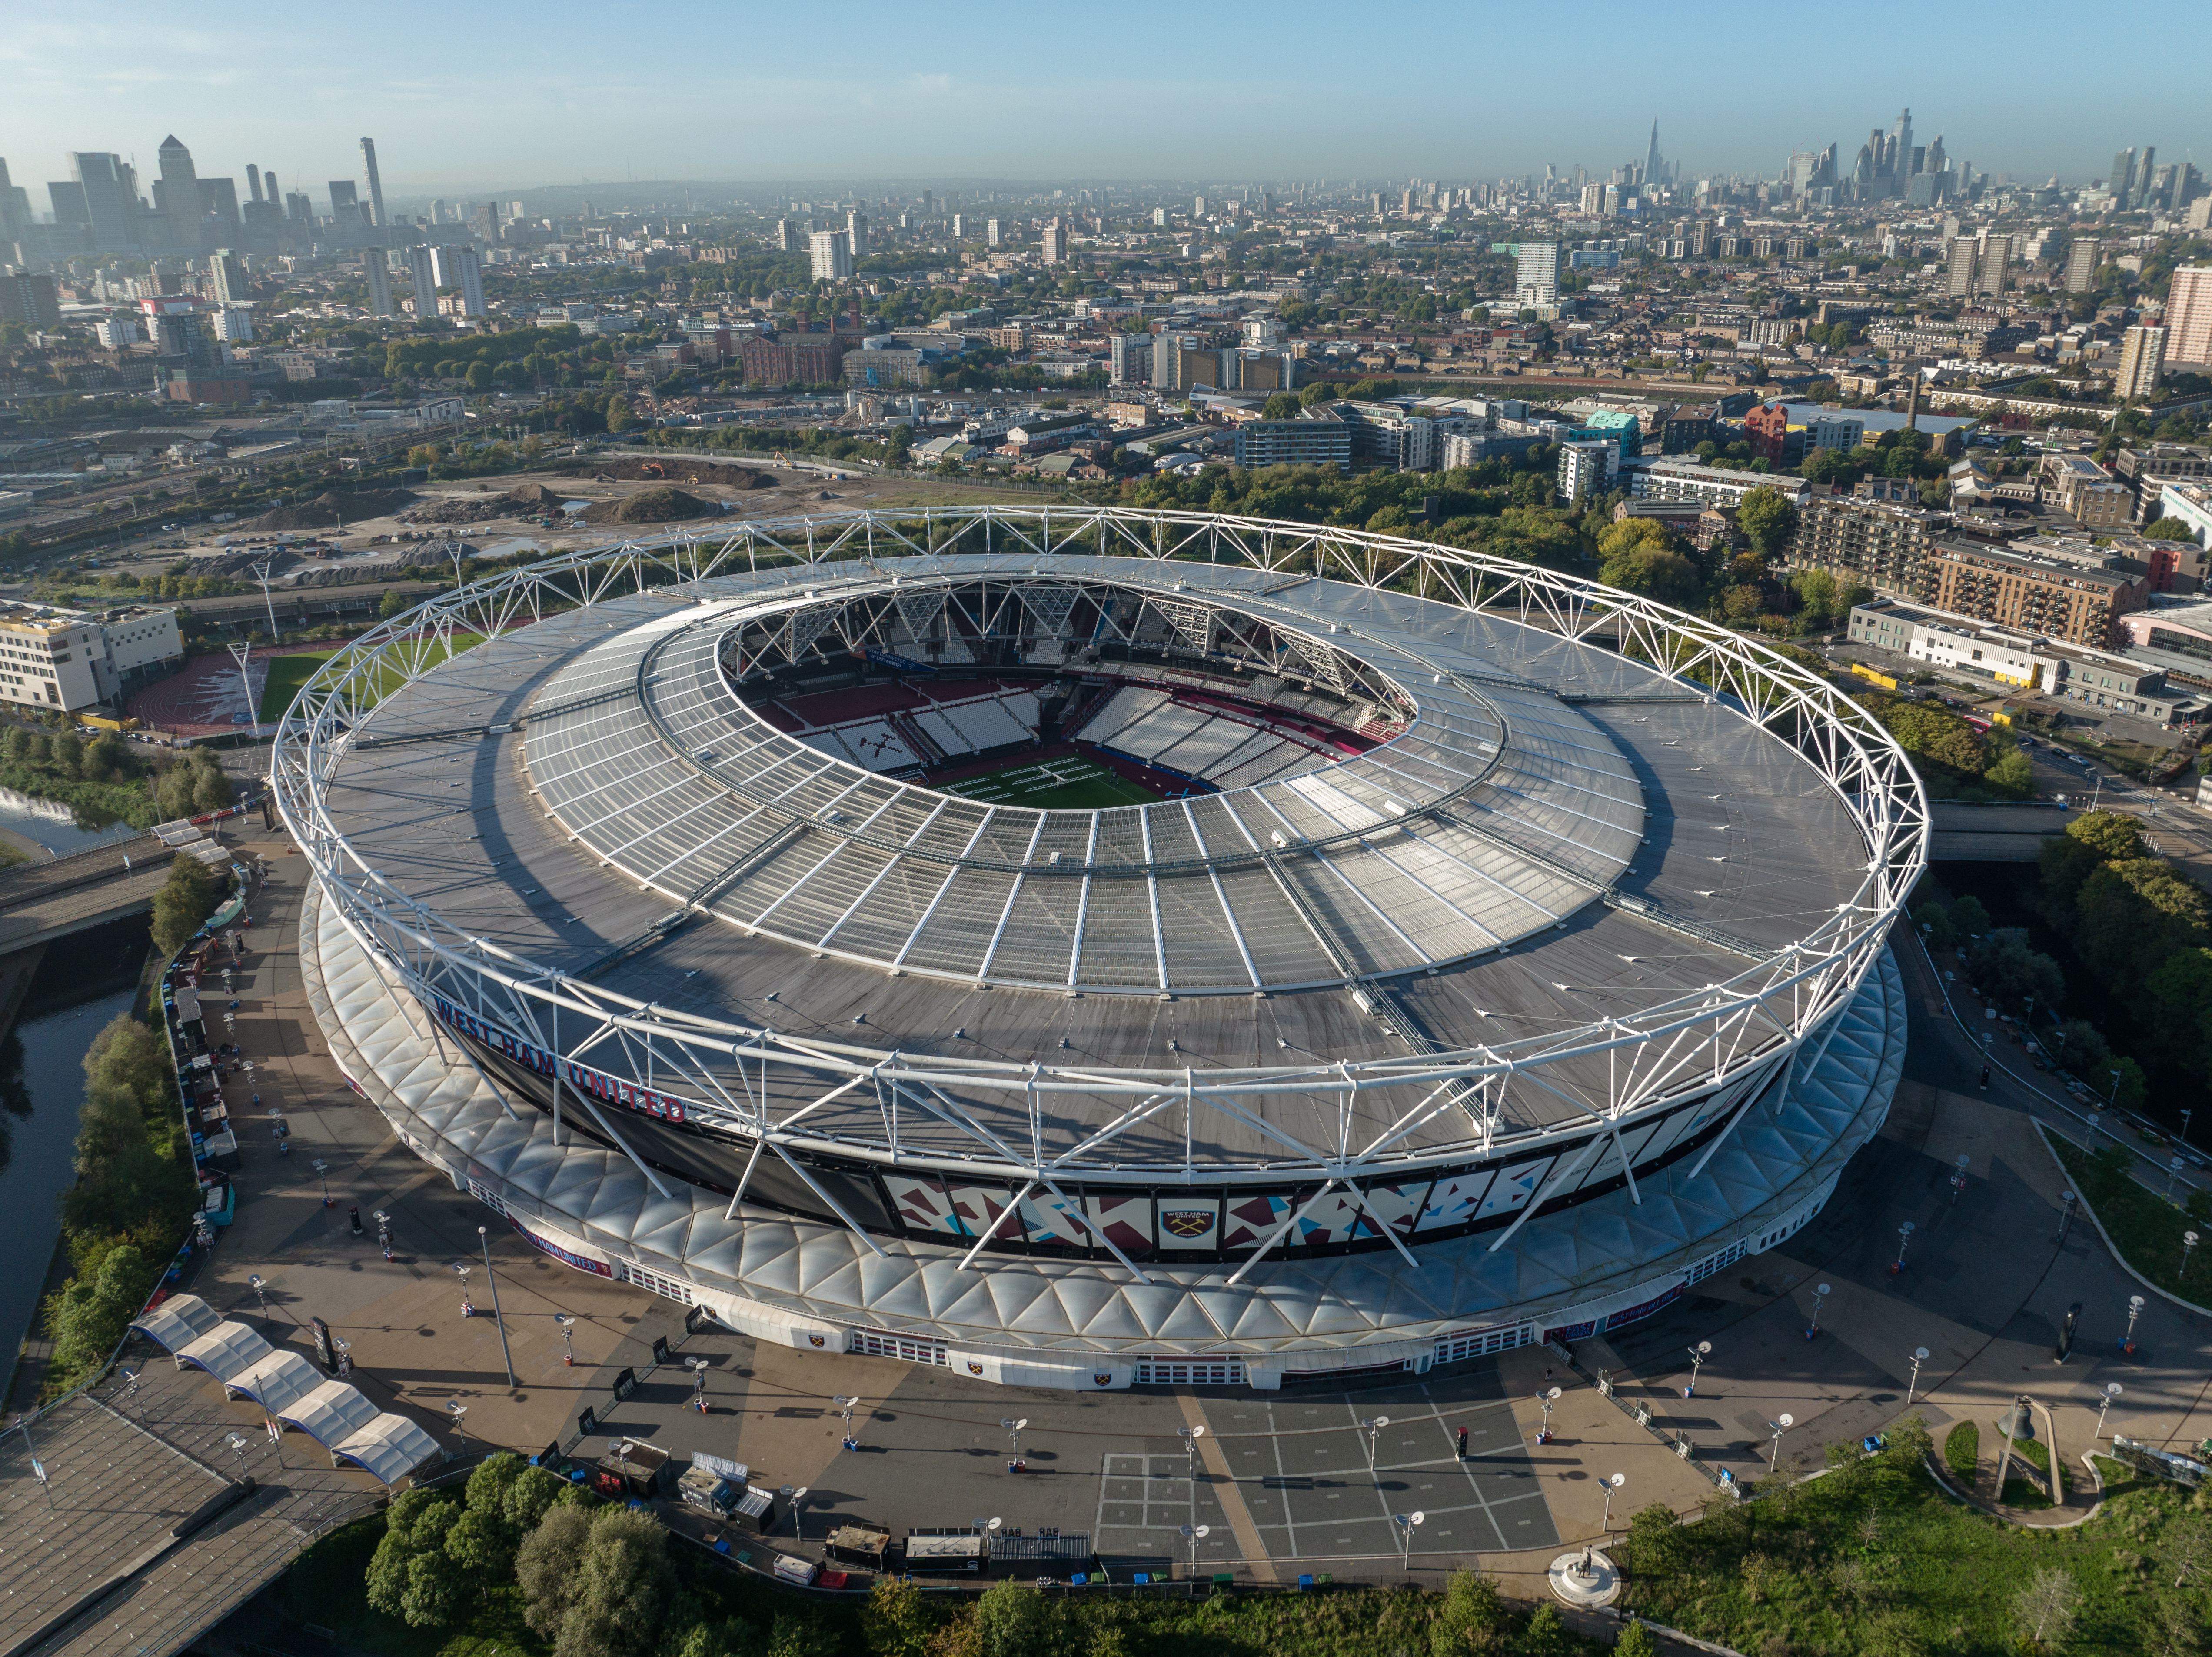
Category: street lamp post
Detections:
[
  {"x1": 1906, "y1": 1346, "x2": 1930, "y2": 1407},
  {"x1": 2086, "y1": 1111, "x2": 2099, "y2": 1149},
  {"x1": 1805, "y1": 1282, "x2": 1832, "y2": 1342},
  {"x1": 248, "y1": 1273, "x2": 268, "y2": 1313},
  {"x1": 834, "y1": 1395, "x2": 859, "y2": 1450},
  {"x1": 685, "y1": 1356, "x2": 709, "y2": 1413},
  {"x1": 1600, "y1": 1472, "x2": 1626, "y2": 1533},
  {"x1": 2122, "y1": 1294, "x2": 2146, "y2": 1356},
  {"x1": 311, "y1": 1157, "x2": 332, "y2": 1207},
  {"x1": 1766, "y1": 1413, "x2": 1794, "y2": 1472},
  {"x1": 1891, "y1": 1220, "x2": 1916, "y2": 1276},
  {"x1": 1001, "y1": 1416, "x2": 1028, "y2": 1473},
  {"x1": 453, "y1": 1261, "x2": 473, "y2": 1317},
  {"x1": 1360, "y1": 1414, "x2": 1390, "y2": 1470},
  {"x1": 447, "y1": 1400, "x2": 468, "y2": 1457},
  {"x1": 2096, "y1": 1382, "x2": 2124, "y2": 1438},
  {"x1": 1950, "y1": 1154, "x2": 1971, "y2": 1206},
  {"x1": 477, "y1": 1227, "x2": 515, "y2": 1388},
  {"x1": 225, "y1": 1431, "x2": 249, "y2": 1472},
  {"x1": 1178, "y1": 1423, "x2": 1205, "y2": 1478},
  {"x1": 555, "y1": 1312, "x2": 576, "y2": 1366},
  {"x1": 2166, "y1": 1157, "x2": 2186, "y2": 1203},
  {"x1": 1537, "y1": 1386, "x2": 1560, "y2": 1444},
  {"x1": 1391, "y1": 1510, "x2": 1426, "y2": 1572},
  {"x1": 1684, "y1": 1340, "x2": 1711, "y2": 1398},
  {"x1": 2184, "y1": 1230, "x2": 2201, "y2": 1279},
  {"x1": 2183, "y1": 1109, "x2": 2197, "y2": 1148},
  {"x1": 2057, "y1": 1190, "x2": 2078, "y2": 1246},
  {"x1": 1180, "y1": 1523, "x2": 1211, "y2": 1578}
]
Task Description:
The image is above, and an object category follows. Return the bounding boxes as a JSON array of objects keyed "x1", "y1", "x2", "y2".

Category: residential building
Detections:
[
  {"x1": 740, "y1": 332, "x2": 849, "y2": 385},
  {"x1": 2064, "y1": 238, "x2": 2099, "y2": 293},
  {"x1": 429, "y1": 243, "x2": 484, "y2": 317},
  {"x1": 1929, "y1": 540, "x2": 2148, "y2": 647},
  {"x1": 1629, "y1": 458, "x2": 1810, "y2": 511},
  {"x1": 1558, "y1": 439, "x2": 1617, "y2": 504},
  {"x1": 808, "y1": 230, "x2": 852, "y2": 282},
  {"x1": 404, "y1": 245, "x2": 438, "y2": 317},
  {"x1": 2165, "y1": 267, "x2": 2212, "y2": 367},
  {"x1": 1790, "y1": 497, "x2": 1943, "y2": 600},
  {"x1": 0, "y1": 603, "x2": 183, "y2": 713},
  {"x1": 1041, "y1": 218, "x2": 1068, "y2": 264},
  {"x1": 363, "y1": 248, "x2": 394, "y2": 317},
  {"x1": 209, "y1": 250, "x2": 247, "y2": 306},
  {"x1": 1110, "y1": 332, "x2": 1151, "y2": 386},
  {"x1": 987, "y1": 218, "x2": 1002, "y2": 248},
  {"x1": 844, "y1": 348, "x2": 925, "y2": 388},
  {"x1": 2115, "y1": 325, "x2": 2167, "y2": 401},
  {"x1": 776, "y1": 218, "x2": 799, "y2": 253},
  {"x1": 845, "y1": 210, "x2": 869, "y2": 259},
  {"x1": 2114, "y1": 444, "x2": 2211, "y2": 524},
  {"x1": 1514, "y1": 242, "x2": 1559, "y2": 307},
  {"x1": 2041, "y1": 453, "x2": 2131, "y2": 528},
  {"x1": 1944, "y1": 237, "x2": 1978, "y2": 299},
  {"x1": 1233, "y1": 420, "x2": 1352, "y2": 471},
  {"x1": 0, "y1": 269, "x2": 60, "y2": 330}
]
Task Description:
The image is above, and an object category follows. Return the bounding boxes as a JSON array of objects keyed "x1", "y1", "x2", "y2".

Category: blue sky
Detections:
[{"x1": 4, "y1": 2, "x2": 2203, "y2": 201}]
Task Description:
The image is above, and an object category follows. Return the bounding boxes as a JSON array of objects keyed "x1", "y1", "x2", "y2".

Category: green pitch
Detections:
[
  {"x1": 938, "y1": 753, "x2": 1161, "y2": 810},
  {"x1": 258, "y1": 632, "x2": 486, "y2": 723}
]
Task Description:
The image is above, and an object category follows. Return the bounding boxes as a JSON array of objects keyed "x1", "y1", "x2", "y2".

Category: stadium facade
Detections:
[{"x1": 284, "y1": 509, "x2": 1920, "y2": 1390}]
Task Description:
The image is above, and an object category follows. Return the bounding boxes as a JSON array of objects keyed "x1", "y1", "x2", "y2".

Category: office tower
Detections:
[
  {"x1": 1401, "y1": 189, "x2": 1415, "y2": 215},
  {"x1": 1514, "y1": 242, "x2": 1559, "y2": 305},
  {"x1": 210, "y1": 249, "x2": 247, "y2": 305},
  {"x1": 921, "y1": 190, "x2": 933, "y2": 214},
  {"x1": 987, "y1": 218, "x2": 1002, "y2": 247},
  {"x1": 808, "y1": 229, "x2": 852, "y2": 281},
  {"x1": 359, "y1": 137, "x2": 386, "y2": 227},
  {"x1": 46, "y1": 180, "x2": 88, "y2": 230},
  {"x1": 1945, "y1": 237, "x2": 1979, "y2": 298},
  {"x1": 846, "y1": 209, "x2": 868, "y2": 258},
  {"x1": 1195, "y1": 195, "x2": 1207, "y2": 217},
  {"x1": 247, "y1": 164, "x2": 262, "y2": 205},
  {"x1": 2165, "y1": 267, "x2": 2212, "y2": 367},
  {"x1": 1644, "y1": 119, "x2": 1663, "y2": 188},
  {"x1": 1891, "y1": 109, "x2": 1913, "y2": 188},
  {"x1": 2111, "y1": 148, "x2": 2137, "y2": 200},
  {"x1": 406, "y1": 244, "x2": 438, "y2": 316},
  {"x1": 0, "y1": 160, "x2": 18, "y2": 242},
  {"x1": 430, "y1": 198, "x2": 446, "y2": 225},
  {"x1": 2135, "y1": 147, "x2": 2158, "y2": 210},
  {"x1": 950, "y1": 214, "x2": 966, "y2": 239},
  {"x1": 1041, "y1": 218, "x2": 1068, "y2": 264},
  {"x1": 2065, "y1": 238, "x2": 2099, "y2": 293},
  {"x1": 286, "y1": 191, "x2": 312, "y2": 223},
  {"x1": 364, "y1": 248, "x2": 394, "y2": 317},
  {"x1": 777, "y1": 217, "x2": 798, "y2": 253},
  {"x1": 156, "y1": 135, "x2": 202, "y2": 250},
  {"x1": 509, "y1": 201, "x2": 525, "y2": 220},
  {"x1": 430, "y1": 243, "x2": 484, "y2": 315},
  {"x1": 2115, "y1": 325, "x2": 2167, "y2": 401},
  {"x1": 198, "y1": 178, "x2": 241, "y2": 229},
  {"x1": 329, "y1": 180, "x2": 360, "y2": 223},
  {"x1": 476, "y1": 201, "x2": 501, "y2": 243}
]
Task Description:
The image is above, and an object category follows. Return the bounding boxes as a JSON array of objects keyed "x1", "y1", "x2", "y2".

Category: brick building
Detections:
[
  {"x1": 1788, "y1": 497, "x2": 1945, "y2": 600},
  {"x1": 740, "y1": 332, "x2": 851, "y2": 386},
  {"x1": 1928, "y1": 541, "x2": 2148, "y2": 648}
]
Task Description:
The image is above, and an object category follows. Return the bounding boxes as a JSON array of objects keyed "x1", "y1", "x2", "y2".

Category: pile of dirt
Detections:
[
  {"x1": 579, "y1": 487, "x2": 723, "y2": 525},
  {"x1": 402, "y1": 481, "x2": 574, "y2": 525},
  {"x1": 547, "y1": 456, "x2": 773, "y2": 489},
  {"x1": 246, "y1": 488, "x2": 417, "y2": 531},
  {"x1": 177, "y1": 548, "x2": 301, "y2": 579}
]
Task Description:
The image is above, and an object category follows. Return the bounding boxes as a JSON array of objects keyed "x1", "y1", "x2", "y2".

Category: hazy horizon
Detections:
[{"x1": 6, "y1": 0, "x2": 2205, "y2": 203}]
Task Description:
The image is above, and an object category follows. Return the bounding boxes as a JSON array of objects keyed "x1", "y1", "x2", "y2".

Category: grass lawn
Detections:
[
  {"x1": 1620, "y1": 1421, "x2": 2209, "y2": 1655},
  {"x1": 1944, "y1": 1420, "x2": 1979, "y2": 1483},
  {"x1": 939, "y1": 752, "x2": 1160, "y2": 810},
  {"x1": 259, "y1": 632, "x2": 485, "y2": 723},
  {"x1": 2051, "y1": 1137, "x2": 2212, "y2": 1306}
]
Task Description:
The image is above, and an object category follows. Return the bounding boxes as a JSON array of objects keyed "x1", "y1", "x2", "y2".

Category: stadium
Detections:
[{"x1": 279, "y1": 507, "x2": 1922, "y2": 1390}]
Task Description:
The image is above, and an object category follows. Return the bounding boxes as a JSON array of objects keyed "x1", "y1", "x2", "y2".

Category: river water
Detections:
[
  {"x1": 0, "y1": 981, "x2": 147, "y2": 1386},
  {"x1": 0, "y1": 784, "x2": 140, "y2": 858}
]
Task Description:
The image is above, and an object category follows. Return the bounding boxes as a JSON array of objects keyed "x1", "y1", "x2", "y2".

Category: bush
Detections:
[{"x1": 150, "y1": 855, "x2": 222, "y2": 957}]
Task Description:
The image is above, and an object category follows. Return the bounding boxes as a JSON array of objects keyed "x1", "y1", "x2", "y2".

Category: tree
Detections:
[
  {"x1": 605, "y1": 396, "x2": 635, "y2": 433},
  {"x1": 503, "y1": 1464, "x2": 570, "y2": 1532},
  {"x1": 1736, "y1": 485, "x2": 1798, "y2": 558},
  {"x1": 1519, "y1": 1604, "x2": 1577, "y2": 1657},
  {"x1": 2, "y1": 727, "x2": 33, "y2": 764},
  {"x1": 1984, "y1": 744, "x2": 2034, "y2": 796},
  {"x1": 2147, "y1": 1594, "x2": 2203, "y2": 1657},
  {"x1": 2144, "y1": 517, "x2": 2198, "y2": 541},
  {"x1": 2010, "y1": 1565, "x2": 2082, "y2": 1651},
  {"x1": 1601, "y1": 541, "x2": 1703, "y2": 608},
  {"x1": 379, "y1": 589, "x2": 409, "y2": 620},
  {"x1": 2066, "y1": 809, "x2": 2143, "y2": 861},
  {"x1": 516, "y1": 1504, "x2": 593, "y2": 1639},
  {"x1": 1613, "y1": 1626, "x2": 1661, "y2": 1657},
  {"x1": 970, "y1": 1581, "x2": 1051, "y2": 1657},
  {"x1": 1949, "y1": 895, "x2": 1991, "y2": 936},
  {"x1": 1262, "y1": 392, "x2": 1300, "y2": 420},
  {"x1": 367, "y1": 1493, "x2": 466, "y2": 1628},
  {"x1": 862, "y1": 1578, "x2": 935, "y2": 1657},
  {"x1": 43, "y1": 1244, "x2": 150, "y2": 1377},
  {"x1": 1623, "y1": 1503, "x2": 1682, "y2": 1579},
  {"x1": 1428, "y1": 1570, "x2": 1511, "y2": 1656},
  {"x1": 48, "y1": 730, "x2": 82, "y2": 776},
  {"x1": 551, "y1": 1507, "x2": 677, "y2": 1657},
  {"x1": 1967, "y1": 928, "x2": 2064, "y2": 1010},
  {"x1": 150, "y1": 855, "x2": 221, "y2": 957}
]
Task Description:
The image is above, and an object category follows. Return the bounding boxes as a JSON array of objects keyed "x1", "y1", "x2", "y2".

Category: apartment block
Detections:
[
  {"x1": 1629, "y1": 458, "x2": 1810, "y2": 511},
  {"x1": 1788, "y1": 497, "x2": 1943, "y2": 600},
  {"x1": 1232, "y1": 420, "x2": 1352, "y2": 471},
  {"x1": 2040, "y1": 453, "x2": 2132, "y2": 528},
  {"x1": 1929, "y1": 541, "x2": 2147, "y2": 647},
  {"x1": 2166, "y1": 266, "x2": 2212, "y2": 367}
]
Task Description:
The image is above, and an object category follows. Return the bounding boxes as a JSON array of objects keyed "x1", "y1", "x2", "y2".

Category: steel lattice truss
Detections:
[{"x1": 274, "y1": 507, "x2": 1926, "y2": 1270}]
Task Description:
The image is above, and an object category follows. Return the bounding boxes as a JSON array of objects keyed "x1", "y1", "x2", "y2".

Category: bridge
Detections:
[
  {"x1": 1926, "y1": 801, "x2": 2069, "y2": 863},
  {"x1": 0, "y1": 835, "x2": 181, "y2": 958}
]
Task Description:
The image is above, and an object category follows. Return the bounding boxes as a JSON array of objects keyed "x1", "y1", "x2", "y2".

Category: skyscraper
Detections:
[
  {"x1": 1945, "y1": 237, "x2": 1979, "y2": 299},
  {"x1": 846, "y1": 209, "x2": 869, "y2": 258},
  {"x1": 2164, "y1": 267, "x2": 2212, "y2": 368},
  {"x1": 406, "y1": 244, "x2": 439, "y2": 317},
  {"x1": 364, "y1": 248, "x2": 394, "y2": 317},
  {"x1": 2114, "y1": 325, "x2": 2167, "y2": 401},
  {"x1": 1041, "y1": 218, "x2": 1068, "y2": 263},
  {"x1": 329, "y1": 181, "x2": 360, "y2": 224},
  {"x1": 987, "y1": 218, "x2": 1002, "y2": 248},
  {"x1": 360, "y1": 138, "x2": 386, "y2": 227},
  {"x1": 808, "y1": 229, "x2": 852, "y2": 281},
  {"x1": 430, "y1": 243, "x2": 484, "y2": 316},
  {"x1": 210, "y1": 249, "x2": 247, "y2": 305},
  {"x1": 476, "y1": 201, "x2": 501, "y2": 243},
  {"x1": 2110, "y1": 148, "x2": 2137, "y2": 200},
  {"x1": 156, "y1": 135, "x2": 202, "y2": 250},
  {"x1": 2064, "y1": 238, "x2": 2099, "y2": 293},
  {"x1": 1643, "y1": 119, "x2": 1664, "y2": 188},
  {"x1": 1514, "y1": 242, "x2": 1559, "y2": 306}
]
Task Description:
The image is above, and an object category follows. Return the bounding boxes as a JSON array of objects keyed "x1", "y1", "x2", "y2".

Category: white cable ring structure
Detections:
[{"x1": 275, "y1": 505, "x2": 1925, "y2": 1272}]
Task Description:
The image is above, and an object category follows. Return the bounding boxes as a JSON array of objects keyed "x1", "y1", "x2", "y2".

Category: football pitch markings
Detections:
[{"x1": 939, "y1": 753, "x2": 1159, "y2": 810}]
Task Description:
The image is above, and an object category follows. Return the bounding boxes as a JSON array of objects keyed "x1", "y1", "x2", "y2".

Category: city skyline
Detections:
[{"x1": 2, "y1": 2, "x2": 2205, "y2": 193}]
